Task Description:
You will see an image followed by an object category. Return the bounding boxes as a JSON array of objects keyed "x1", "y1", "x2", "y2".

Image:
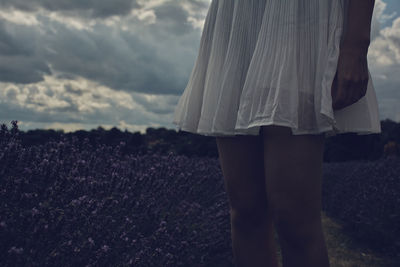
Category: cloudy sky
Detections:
[{"x1": 0, "y1": 0, "x2": 399, "y2": 134}]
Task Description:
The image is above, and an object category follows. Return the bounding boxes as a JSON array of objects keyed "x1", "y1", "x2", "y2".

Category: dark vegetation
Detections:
[
  {"x1": 322, "y1": 158, "x2": 400, "y2": 259},
  {"x1": 0, "y1": 120, "x2": 399, "y2": 266},
  {"x1": 11, "y1": 118, "x2": 400, "y2": 162}
]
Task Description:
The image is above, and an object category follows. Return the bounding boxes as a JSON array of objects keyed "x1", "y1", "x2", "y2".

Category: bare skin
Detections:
[
  {"x1": 216, "y1": 128, "x2": 280, "y2": 267},
  {"x1": 216, "y1": 125, "x2": 328, "y2": 267},
  {"x1": 332, "y1": 0, "x2": 375, "y2": 111},
  {"x1": 213, "y1": 1, "x2": 375, "y2": 266}
]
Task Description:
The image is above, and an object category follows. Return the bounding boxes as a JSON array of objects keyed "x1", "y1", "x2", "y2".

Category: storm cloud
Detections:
[
  {"x1": 0, "y1": 0, "x2": 141, "y2": 18},
  {"x1": 0, "y1": 0, "x2": 399, "y2": 133}
]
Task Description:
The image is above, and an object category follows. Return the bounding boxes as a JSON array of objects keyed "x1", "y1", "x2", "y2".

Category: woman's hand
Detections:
[{"x1": 331, "y1": 46, "x2": 369, "y2": 111}]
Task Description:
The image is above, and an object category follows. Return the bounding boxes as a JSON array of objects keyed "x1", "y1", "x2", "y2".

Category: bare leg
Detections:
[
  {"x1": 216, "y1": 134, "x2": 279, "y2": 267},
  {"x1": 261, "y1": 125, "x2": 330, "y2": 267}
]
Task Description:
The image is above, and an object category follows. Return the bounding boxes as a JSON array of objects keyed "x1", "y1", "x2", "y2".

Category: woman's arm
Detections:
[
  {"x1": 331, "y1": 0, "x2": 375, "y2": 111},
  {"x1": 341, "y1": 0, "x2": 375, "y2": 54}
]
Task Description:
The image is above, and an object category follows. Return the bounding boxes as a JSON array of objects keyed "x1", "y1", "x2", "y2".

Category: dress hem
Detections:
[{"x1": 171, "y1": 119, "x2": 381, "y2": 137}]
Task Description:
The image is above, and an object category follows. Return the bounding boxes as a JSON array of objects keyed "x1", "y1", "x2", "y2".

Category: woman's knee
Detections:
[
  {"x1": 215, "y1": 134, "x2": 272, "y2": 228},
  {"x1": 270, "y1": 195, "x2": 323, "y2": 244},
  {"x1": 230, "y1": 205, "x2": 272, "y2": 230},
  {"x1": 260, "y1": 125, "x2": 325, "y2": 242}
]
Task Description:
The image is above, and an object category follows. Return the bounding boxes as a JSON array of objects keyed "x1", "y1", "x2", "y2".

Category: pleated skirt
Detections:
[{"x1": 172, "y1": 0, "x2": 381, "y2": 137}]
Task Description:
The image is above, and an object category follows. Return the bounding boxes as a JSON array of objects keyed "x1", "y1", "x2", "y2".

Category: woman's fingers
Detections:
[
  {"x1": 331, "y1": 71, "x2": 342, "y2": 110},
  {"x1": 332, "y1": 70, "x2": 351, "y2": 110},
  {"x1": 332, "y1": 77, "x2": 366, "y2": 110},
  {"x1": 349, "y1": 62, "x2": 369, "y2": 105},
  {"x1": 332, "y1": 79, "x2": 367, "y2": 110},
  {"x1": 351, "y1": 77, "x2": 368, "y2": 104},
  {"x1": 331, "y1": 49, "x2": 369, "y2": 111}
]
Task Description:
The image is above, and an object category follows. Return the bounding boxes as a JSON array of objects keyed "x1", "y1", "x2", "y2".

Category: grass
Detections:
[{"x1": 269, "y1": 210, "x2": 399, "y2": 267}]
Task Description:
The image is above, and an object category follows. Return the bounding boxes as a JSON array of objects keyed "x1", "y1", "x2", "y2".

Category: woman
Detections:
[{"x1": 173, "y1": 0, "x2": 380, "y2": 266}]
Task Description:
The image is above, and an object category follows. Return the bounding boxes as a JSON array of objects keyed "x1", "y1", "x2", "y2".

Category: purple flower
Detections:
[
  {"x1": 31, "y1": 207, "x2": 39, "y2": 216},
  {"x1": 8, "y1": 246, "x2": 24, "y2": 254},
  {"x1": 101, "y1": 245, "x2": 110, "y2": 252}
]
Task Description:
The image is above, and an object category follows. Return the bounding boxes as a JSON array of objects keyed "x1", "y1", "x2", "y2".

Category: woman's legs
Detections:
[
  {"x1": 216, "y1": 134, "x2": 279, "y2": 267},
  {"x1": 261, "y1": 125, "x2": 329, "y2": 267}
]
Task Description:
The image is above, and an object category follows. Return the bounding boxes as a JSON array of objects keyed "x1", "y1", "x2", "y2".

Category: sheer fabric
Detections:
[{"x1": 172, "y1": 0, "x2": 381, "y2": 137}]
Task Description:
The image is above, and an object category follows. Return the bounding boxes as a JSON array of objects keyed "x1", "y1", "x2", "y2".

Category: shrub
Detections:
[
  {"x1": 0, "y1": 121, "x2": 233, "y2": 266},
  {"x1": 322, "y1": 157, "x2": 400, "y2": 257}
]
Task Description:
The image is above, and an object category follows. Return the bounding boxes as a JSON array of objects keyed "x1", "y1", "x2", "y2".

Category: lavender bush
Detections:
[
  {"x1": 1, "y1": 120, "x2": 399, "y2": 266},
  {"x1": 322, "y1": 157, "x2": 400, "y2": 257},
  {"x1": 0, "y1": 121, "x2": 233, "y2": 266}
]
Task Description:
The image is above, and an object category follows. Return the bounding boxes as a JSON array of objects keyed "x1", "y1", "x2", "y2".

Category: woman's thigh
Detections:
[
  {"x1": 260, "y1": 125, "x2": 325, "y2": 233},
  {"x1": 215, "y1": 134, "x2": 271, "y2": 224}
]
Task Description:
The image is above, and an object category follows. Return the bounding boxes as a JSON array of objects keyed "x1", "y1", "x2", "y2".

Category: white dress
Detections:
[{"x1": 172, "y1": 0, "x2": 381, "y2": 137}]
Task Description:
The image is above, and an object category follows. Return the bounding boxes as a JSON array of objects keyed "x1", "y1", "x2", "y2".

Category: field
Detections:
[{"x1": 1, "y1": 121, "x2": 399, "y2": 266}]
